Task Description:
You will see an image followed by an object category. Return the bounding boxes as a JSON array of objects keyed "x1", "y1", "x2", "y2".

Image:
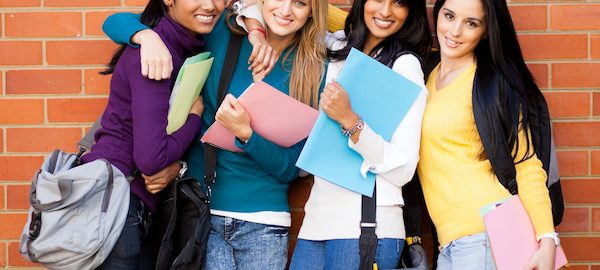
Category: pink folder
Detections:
[
  {"x1": 483, "y1": 195, "x2": 567, "y2": 270},
  {"x1": 201, "y1": 81, "x2": 319, "y2": 152}
]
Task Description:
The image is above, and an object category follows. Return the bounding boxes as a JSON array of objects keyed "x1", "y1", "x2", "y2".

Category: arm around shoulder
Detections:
[{"x1": 103, "y1": 12, "x2": 146, "y2": 47}]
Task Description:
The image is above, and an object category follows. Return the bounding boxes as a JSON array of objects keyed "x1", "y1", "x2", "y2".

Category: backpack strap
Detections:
[
  {"x1": 359, "y1": 183, "x2": 377, "y2": 270},
  {"x1": 203, "y1": 33, "x2": 243, "y2": 192}
]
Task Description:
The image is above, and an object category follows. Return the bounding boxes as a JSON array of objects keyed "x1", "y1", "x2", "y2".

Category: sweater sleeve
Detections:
[
  {"x1": 514, "y1": 127, "x2": 555, "y2": 239},
  {"x1": 103, "y1": 12, "x2": 147, "y2": 47},
  {"x1": 348, "y1": 54, "x2": 426, "y2": 188},
  {"x1": 327, "y1": 4, "x2": 347, "y2": 32},
  {"x1": 234, "y1": 132, "x2": 303, "y2": 183},
  {"x1": 120, "y1": 49, "x2": 202, "y2": 176}
]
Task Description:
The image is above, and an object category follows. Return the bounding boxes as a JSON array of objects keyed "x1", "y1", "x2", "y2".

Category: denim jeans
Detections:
[
  {"x1": 96, "y1": 194, "x2": 156, "y2": 270},
  {"x1": 205, "y1": 215, "x2": 289, "y2": 270},
  {"x1": 289, "y1": 238, "x2": 404, "y2": 270},
  {"x1": 437, "y1": 233, "x2": 496, "y2": 270}
]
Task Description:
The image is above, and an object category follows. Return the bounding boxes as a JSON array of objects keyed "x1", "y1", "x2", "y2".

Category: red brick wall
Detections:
[{"x1": 1, "y1": 0, "x2": 598, "y2": 269}]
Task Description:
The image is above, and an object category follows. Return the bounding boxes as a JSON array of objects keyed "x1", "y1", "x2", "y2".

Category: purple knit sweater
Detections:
[{"x1": 81, "y1": 15, "x2": 203, "y2": 211}]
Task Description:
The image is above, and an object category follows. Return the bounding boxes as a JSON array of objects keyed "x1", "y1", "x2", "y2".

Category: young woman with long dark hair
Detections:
[
  {"x1": 287, "y1": 0, "x2": 431, "y2": 268},
  {"x1": 80, "y1": 0, "x2": 230, "y2": 268},
  {"x1": 417, "y1": 0, "x2": 557, "y2": 268}
]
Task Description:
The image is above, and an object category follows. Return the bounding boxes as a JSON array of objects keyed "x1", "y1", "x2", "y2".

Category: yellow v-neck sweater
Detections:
[{"x1": 418, "y1": 63, "x2": 554, "y2": 247}]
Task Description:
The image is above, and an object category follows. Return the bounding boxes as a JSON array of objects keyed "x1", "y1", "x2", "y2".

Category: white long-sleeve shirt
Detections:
[{"x1": 297, "y1": 31, "x2": 428, "y2": 240}]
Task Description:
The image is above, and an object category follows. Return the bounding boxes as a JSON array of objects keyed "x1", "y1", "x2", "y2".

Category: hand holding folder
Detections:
[
  {"x1": 296, "y1": 48, "x2": 421, "y2": 196},
  {"x1": 201, "y1": 81, "x2": 319, "y2": 152},
  {"x1": 482, "y1": 195, "x2": 567, "y2": 270},
  {"x1": 167, "y1": 51, "x2": 213, "y2": 134}
]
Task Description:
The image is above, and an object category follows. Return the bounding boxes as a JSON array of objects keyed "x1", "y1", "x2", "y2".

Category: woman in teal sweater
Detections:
[{"x1": 102, "y1": 0, "x2": 328, "y2": 268}]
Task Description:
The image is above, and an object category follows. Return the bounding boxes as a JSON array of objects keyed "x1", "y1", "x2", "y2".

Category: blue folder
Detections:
[{"x1": 296, "y1": 48, "x2": 421, "y2": 196}]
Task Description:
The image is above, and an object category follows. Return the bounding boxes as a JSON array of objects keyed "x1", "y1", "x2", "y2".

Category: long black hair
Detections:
[
  {"x1": 433, "y1": 0, "x2": 546, "y2": 163},
  {"x1": 330, "y1": 0, "x2": 431, "y2": 68},
  {"x1": 101, "y1": 0, "x2": 167, "y2": 75}
]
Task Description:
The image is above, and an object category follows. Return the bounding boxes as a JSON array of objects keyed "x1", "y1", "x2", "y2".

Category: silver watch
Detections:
[{"x1": 539, "y1": 232, "x2": 560, "y2": 247}]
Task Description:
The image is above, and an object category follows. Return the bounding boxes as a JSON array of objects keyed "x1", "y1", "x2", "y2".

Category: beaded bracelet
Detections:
[{"x1": 341, "y1": 116, "x2": 364, "y2": 136}]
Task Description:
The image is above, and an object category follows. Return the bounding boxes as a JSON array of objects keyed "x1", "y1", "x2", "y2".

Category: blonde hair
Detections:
[{"x1": 276, "y1": 0, "x2": 328, "y2": 108}]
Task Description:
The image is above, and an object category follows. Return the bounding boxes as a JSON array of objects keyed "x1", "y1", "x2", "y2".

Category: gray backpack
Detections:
[{"x1": 19, "y1": 149, "x2": 130, "y2": 269}]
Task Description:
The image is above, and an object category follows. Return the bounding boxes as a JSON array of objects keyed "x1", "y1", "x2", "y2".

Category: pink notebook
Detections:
[
  {"x1": 483, "y1": 195, "x2": 567, "y2": 270},
  {"x1": 201, "y1": 81, "x2": 319, "y2": 152}
]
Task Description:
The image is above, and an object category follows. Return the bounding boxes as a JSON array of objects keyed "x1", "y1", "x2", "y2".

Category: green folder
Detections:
[{"x1": 166, "y1": 51, "x2": 213, "y2": 134}]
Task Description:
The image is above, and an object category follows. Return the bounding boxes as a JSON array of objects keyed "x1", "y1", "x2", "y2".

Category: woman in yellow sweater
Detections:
[{"x1": 417, "y1": 0, "x2": 558, "y2": 269}]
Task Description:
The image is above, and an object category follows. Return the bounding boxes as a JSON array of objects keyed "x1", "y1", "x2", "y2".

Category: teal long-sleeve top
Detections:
[{"x1": 103, "y1": 13, "x2": 322, "y2": 213}]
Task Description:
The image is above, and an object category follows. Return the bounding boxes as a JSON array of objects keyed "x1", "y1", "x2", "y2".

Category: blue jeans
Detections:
[
  {"x1": 437, "y1": 233, "x2": 496, "y2": 270},
  {"x1": 205, "y1": 215, "x2": 289, "y2": 270},
  {"x1": 97, "y1": 194, "x2": 156, "y2": 270},
  {"x1": 289, "y1": 238, "x2": 404, "y2": 270}
]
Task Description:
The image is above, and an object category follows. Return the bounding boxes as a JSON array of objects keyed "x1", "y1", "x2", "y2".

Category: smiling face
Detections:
[
  {"x1": 436, "y1": 0, "x2": 487, "y2": 62},
  {"x1": 164, "y1": 0, "x2": 229, "y2": 35},
  {"x1": 261, "y1": 0, "x2": 312, "y2": 43},
  {"x1": 363, "y1": 0, "x2": 409, "y2": 51}
]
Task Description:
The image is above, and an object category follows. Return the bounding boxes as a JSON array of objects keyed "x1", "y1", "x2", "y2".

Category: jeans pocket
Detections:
[{"x1": 264, "y1": 226, "x2": 289, "y2": 238}]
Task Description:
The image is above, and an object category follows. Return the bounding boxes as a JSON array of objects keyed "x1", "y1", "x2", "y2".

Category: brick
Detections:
[
  {"x1": 47, "y1": 98, "x2": 108, "y2": 123},
  {"x1": 0, "y1": 129, "x2": 3, "y2": 153},
  {"x1": 544, "y1": 92, "x2": 589, "y2": 118},
  {"x1": 6, "y1": 70, "x2": 81, "y2": 95},
  {"x1": 0, "y1": 185, "x2": 4, "y2": 209},
  {"x1": 0, "y1": 242, "x2": 4, "y2": 267},
  {"x1": 562, "y1": 179, "x2": 600, "y2": 204},
  {"x1": 554, "y1": 122, "x2": 600, "y2": 147},
  {"x1": 556, "y1": 207, "x2": 589, "y2": 232},
  {"x1": 520, "y1": 35, "x2": 587, "y2": 60},
  {"x1": 46, "y1": 40, "x2": 118, "y2": 65},
  {"x1": 592, "y1": 151, "x2": 600, "y2": 175},
  {"x1": 0, "y1": 99, "x2": 44, "y2": 124},
  {"x1": 509, "y1": 6, "x2": 547, "y2": 31},
  {"x1": 550, "y1": 5, "x2": 600, "y2": 30},
  {"x1": 84, "y1": 69, "x2": 111, "y2": 95},
  {"x1": 555, "y1": 151, "x2": 588, "y2": 177},
  {"x1": 288, "y1": 176, "x2": 313, "y2": 209},
  {"x1": 592, "y1": 34, "x2": 600, "y2": 59},
  {"x1": 561, "y1": 237, "x2": 600, "y2": 261},
  {"x1": 7, "y1": 242, "x2": 40, "y2": 267},
  {"x1": 0, "y1": 214, "x2": 27, "y2": 239},
  {"x1": 6, "y1": 128, "x2": 82, "y2": 153},
  {"x1": 329, "y1": 0, "x2": 348, "y2": 5},
  {"x1": 594, "y1": 208, "x2": 600, "y2": 232},
  {"x1": 7, "y1": 185, "x2": 29, "y2": 210},
  {"x1": 569, "y1": 266, "x2": 591, "y2": 270},
  {"x1": 593, "y1": 265, "x2": 600, "y2": 270},
  {"x1": 44, "y1": 0, "x2": 120, "y2": 7},
  {"x1": 125, "y1": 0, "x2": 148, "y2": 6},
  {"x1": 86, "y1": 11, "x2": 117, "y2": 36},
  {"x1": 553, "y1": 63, "x2": 600, "y2": 88},
  {"x1": 528, "y1": 64, "x2": 548, "y2": 89},
  {"x1": 594, "y1": 93, "x2": 600, "y2": 116},
  {"x1": 0, "y1": 41, "x2": 43, "y2": 65},
  {"x1": 0, "y1": 156, "x2": 44, "y2": 181},
  {"x1": 5, "y1": 12, "x2": 82, "y2": 37},
  {"x1": 0, "y1": 0, "x2": 40, "y2": 7}
]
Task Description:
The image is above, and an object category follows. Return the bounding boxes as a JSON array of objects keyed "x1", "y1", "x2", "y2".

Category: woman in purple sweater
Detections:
[{"x1": 80, "y1": 0, "x2": 227, "y2": 268}]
